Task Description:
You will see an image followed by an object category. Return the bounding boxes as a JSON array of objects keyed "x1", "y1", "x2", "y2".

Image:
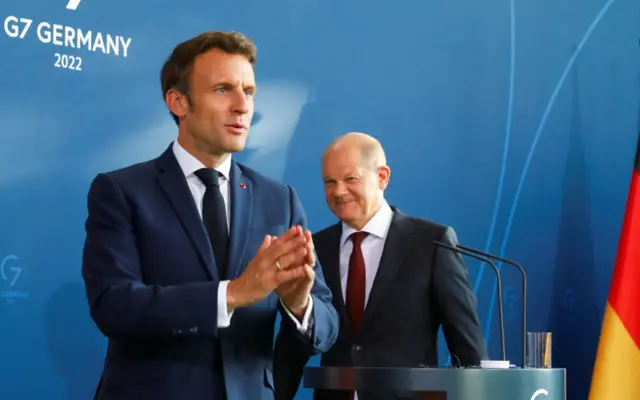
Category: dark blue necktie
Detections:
[{"x1": 194, "y1": 168, "x2": 229, "y2": 278}]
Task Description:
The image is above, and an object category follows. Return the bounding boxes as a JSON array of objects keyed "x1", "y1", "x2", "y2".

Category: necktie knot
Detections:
[
  {"x1": 194, "y1": 168, "x2": 222, "y2": 188},
  {"x1": 350, "y1": 231, "x2": 368, "y2": 246}
]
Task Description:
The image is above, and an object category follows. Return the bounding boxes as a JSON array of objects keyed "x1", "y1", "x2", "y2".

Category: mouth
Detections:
[{"x1": 225, "y1": 123, "x2": 247, "y2": 134}]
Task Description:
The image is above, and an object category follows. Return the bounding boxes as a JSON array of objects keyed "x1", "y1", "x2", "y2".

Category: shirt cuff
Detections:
[
  {"x1": 281, "y1": 296, "x2": 313, "y2": 333},
  {"x1": 217, "y1": 280, "x2": 234, "y2": 328}
]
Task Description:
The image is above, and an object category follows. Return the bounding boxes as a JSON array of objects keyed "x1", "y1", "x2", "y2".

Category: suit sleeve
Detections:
[
  {"x1": 433, "y1": 226, "x2": 488, "y2": 366},
  {"x1": 277, "y1": 186, "x2": 339, "y2": 354},
  {"x1": 82, "y1": 173, "x2": 220, "y2": 340}
]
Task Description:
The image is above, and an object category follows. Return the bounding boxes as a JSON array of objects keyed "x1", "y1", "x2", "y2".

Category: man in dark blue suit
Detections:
[{"x1": 81, "y1": 31, "x2": 339, "y2": 400}]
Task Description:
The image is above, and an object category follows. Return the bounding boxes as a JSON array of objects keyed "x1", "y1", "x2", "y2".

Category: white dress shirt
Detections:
[
  {"x1": 172, "y1": 140, "x2": 312, "y2": 331},
  {"x1": 339, "y1": 200, "x2": 394, "y2": 400}
]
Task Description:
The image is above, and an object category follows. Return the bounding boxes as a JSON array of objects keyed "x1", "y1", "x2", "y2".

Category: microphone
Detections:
[
  {"x1": 432, "y1": 240, "x2": 506, "y2": 362},
  {"x1": 456, "y1": 244, "x2": 527, "y2": 368}
]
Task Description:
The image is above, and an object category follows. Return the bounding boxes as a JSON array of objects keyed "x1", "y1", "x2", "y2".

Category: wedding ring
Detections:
[{"x1": 275, "y1": 260, "x2": 282, "y2": 270}]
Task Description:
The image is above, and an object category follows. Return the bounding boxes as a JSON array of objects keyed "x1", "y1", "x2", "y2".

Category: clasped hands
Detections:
[{"x1": 226, "y1": 225, "x2": 315, "y2": 319}]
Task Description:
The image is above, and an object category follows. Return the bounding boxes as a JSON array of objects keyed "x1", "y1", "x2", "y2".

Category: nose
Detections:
[
  {"x1": 332, "y1": 181, "x2": 348, "y2": 197},
  {"x1": 233, "y1": 91, "x2": 249, "y2": 115}
]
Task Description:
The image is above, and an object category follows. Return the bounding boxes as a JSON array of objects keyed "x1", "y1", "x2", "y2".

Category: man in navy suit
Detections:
[{"x1": 81, "y1": 31, "x2": 339, "y2": 400}]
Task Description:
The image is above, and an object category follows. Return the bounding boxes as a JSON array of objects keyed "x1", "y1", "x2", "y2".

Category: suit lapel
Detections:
[
  {"x1": 156, "y1": 146, "x2": 218, "y2": 281},
  {"x1": 226, "y1": 161, "x2": 253, "y2": 280},
  {"x1": 360, "y1": 210, "x2": 412, "y2": 332},
  {"x1": 320, "y1": 224, "x2": 352, "y2": 337}
]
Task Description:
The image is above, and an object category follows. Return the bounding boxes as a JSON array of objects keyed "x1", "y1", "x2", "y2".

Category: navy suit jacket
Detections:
[{"x1": 81, "y1": 144, "x2": 339, "y2": 400}]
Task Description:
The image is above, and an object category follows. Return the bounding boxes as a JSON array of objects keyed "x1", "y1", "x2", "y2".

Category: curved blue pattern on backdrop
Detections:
[
  {"x1": 483, "y1": 0, "x2": 618, "y2": 343},
  {"x1": 473, "y1": 0, "x2": 517, "y2": 296},
  {"x1": 0, "y1": 0, "x2": 638, "y2": 399}
]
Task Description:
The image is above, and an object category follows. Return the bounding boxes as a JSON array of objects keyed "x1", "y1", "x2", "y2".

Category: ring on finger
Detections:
[{"x1": 275, "y1": 260, "x2": 282, "y2": 270}]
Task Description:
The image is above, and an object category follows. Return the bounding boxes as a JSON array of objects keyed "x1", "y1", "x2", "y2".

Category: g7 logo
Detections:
[
  {"x1": 1, "y1": 255, "x2": 22, "y2": 287},
  {"x1": 531, "y1": 389, "x2": 548, "y2": 399}
]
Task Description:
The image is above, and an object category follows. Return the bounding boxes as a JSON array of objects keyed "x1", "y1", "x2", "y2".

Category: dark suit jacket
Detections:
[
  {"x1": 81, "y1": 144, "x2": 339, "y2": 400},
  {"x1": 308, "y1": 207, "x2": 487, "y2": 400}
]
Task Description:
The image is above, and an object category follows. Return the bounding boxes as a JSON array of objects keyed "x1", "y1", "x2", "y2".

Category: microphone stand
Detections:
[
  {"x1": 456, "y1": 244, "x2": 527, "y2": 368},
  {"x1": 433, "y1": 241, "x2": 506, "y2": 362}
]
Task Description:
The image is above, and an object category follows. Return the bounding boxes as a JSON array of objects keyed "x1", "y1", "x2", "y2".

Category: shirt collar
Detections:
[
  {"x1": 172, "y1": 140, "x2": 232, "y2": 181},
  {"x1": 340, "y1": 200, "x2": 394, "y2": 248}
]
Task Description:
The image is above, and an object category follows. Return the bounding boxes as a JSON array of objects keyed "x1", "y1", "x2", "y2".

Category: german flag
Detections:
[{"x1": 589, "y1": 137, "x2": 640, "y2": 399}]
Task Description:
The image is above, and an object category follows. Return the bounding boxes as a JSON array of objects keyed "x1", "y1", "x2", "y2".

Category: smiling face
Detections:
[
  {"x1": 322, "y1": 141, "x2": 390, "y2": 230},
  {"x1": 166, "y1": 47, "x2": 256, "y2": 167}
]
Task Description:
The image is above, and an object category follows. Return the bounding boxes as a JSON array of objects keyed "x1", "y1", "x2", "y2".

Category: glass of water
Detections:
[{"x1": 526, "y1": 332, "x2": 552, "y2": 368}]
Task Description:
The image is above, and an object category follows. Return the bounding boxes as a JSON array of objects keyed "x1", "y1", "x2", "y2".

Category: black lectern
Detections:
[{"x1": 303, "y1": 366, "x2": 566, "y2": 399}]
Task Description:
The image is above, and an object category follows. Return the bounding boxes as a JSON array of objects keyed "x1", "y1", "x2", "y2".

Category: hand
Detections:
[
  {"x1": 227, "y1": 226, "x2": 309, "y2": 311},
  {"x1": 275, "y1": 230, "x2": 316, "y2": 319}
]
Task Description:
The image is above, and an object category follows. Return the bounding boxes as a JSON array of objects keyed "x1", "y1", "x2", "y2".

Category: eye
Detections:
[{"x1": 215, "y1": 87, "x2": 227, "y2": 94}]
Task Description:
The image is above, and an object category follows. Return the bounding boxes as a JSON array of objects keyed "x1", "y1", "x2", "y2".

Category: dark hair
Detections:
[{"x1": 160, "y1": 31, "x2": 257, "y2": 124}]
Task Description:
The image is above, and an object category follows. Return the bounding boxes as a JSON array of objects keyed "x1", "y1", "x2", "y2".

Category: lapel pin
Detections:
[{"x1": 240, "y1": 183, "x2": 247, "y2": 189}]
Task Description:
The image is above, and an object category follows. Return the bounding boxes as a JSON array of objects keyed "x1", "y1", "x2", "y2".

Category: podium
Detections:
[{"x1": 303, "y1": 366, "x2": 566, "y2": 400}]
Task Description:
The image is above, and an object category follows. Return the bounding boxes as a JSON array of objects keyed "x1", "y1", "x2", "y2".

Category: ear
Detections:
[
  {"x1": 165, "y1": 88, "x2": 190, "y2": 120},
  {"x1": 378, "y1": 165, "x2": 391, "y2": 190}
]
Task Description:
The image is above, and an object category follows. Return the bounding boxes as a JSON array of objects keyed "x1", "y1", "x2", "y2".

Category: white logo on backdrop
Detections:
[
  {"x1": 0, "y1": 255, "x2": 21, "y2": 287},
  {"x1": 65, "y1": 0, "x2": 82, "y2": 10},
  {"x1": 1, "y1": 0, "x2": 131, "y2": 72},
  {"x1": 243, "y1": 81, "x2": 311, "y2": 180},
  {"x1": 0, "y1": 255, "x2": 29, "y2": 304},
  {"x1": 530, "y1": 389, "x2": 549, "y2": 400}
]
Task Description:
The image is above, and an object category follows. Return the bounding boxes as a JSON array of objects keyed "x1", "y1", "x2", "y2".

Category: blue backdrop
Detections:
[{"x1": 0, "y1": 0, "x2": 638, "y2": 399}]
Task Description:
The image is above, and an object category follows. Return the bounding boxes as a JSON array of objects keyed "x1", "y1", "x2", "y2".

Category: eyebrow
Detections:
[
  {"x1": 211, "y1": 80, "x2": 255, "y2": 89},
  {"x1": 323, "y1": 173, "x2": 359, "y2": 182}
]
